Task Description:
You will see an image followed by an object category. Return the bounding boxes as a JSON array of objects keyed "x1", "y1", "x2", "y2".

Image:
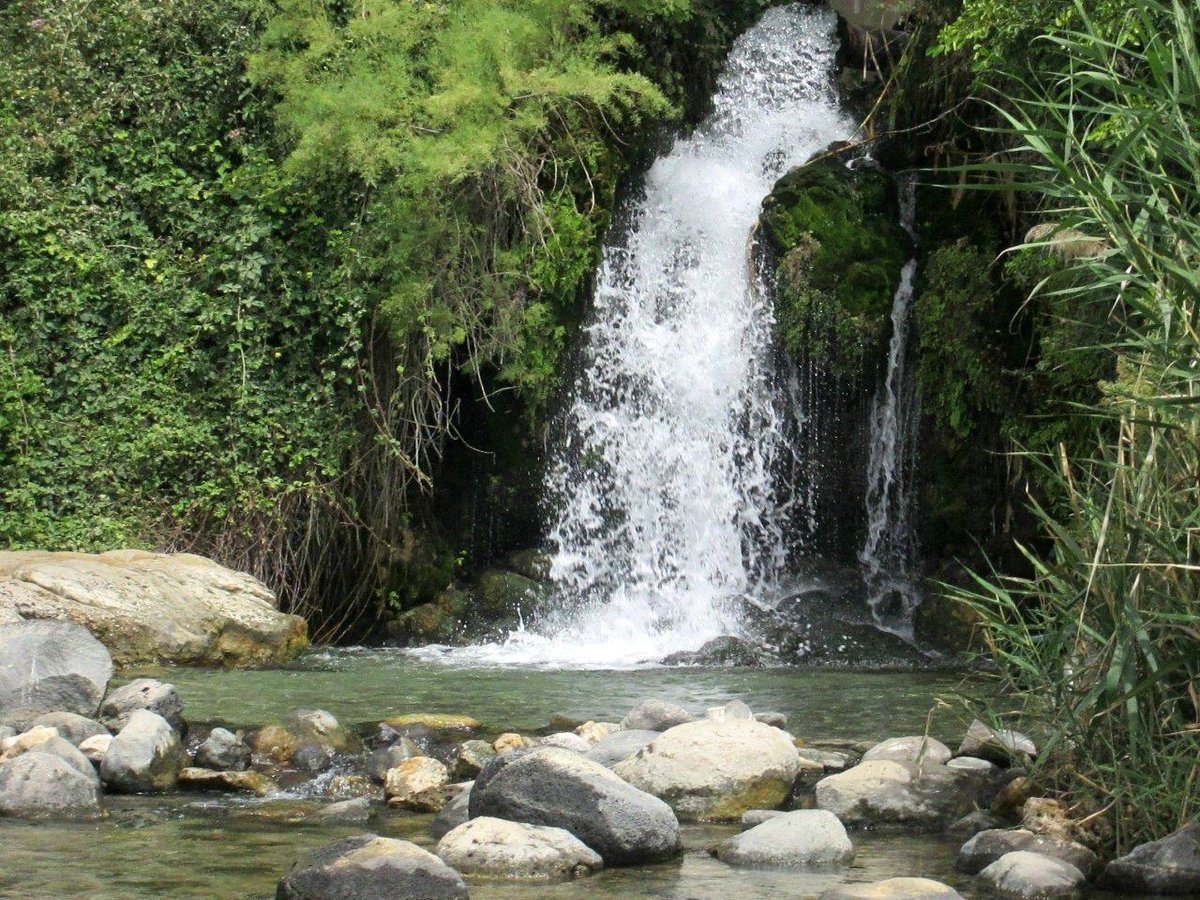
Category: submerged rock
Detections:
[
  {"x1": 977, "y1": 850, "x2": 1084, "y2": 898},
  {"x1": 437, "y1": 816, "x2": 603, "y2": 881},
  {"x1": 312, "y1": 797, "x2": 372, "y2": 824},
  {"x1": 194, "y1": 727, "x2": 252, "y2": 772},
  {"x1": 99, "y1": 678, "x2": 184, "y2": 732},
  {"x1": 715, "y1": 809, "x2": 855, "y2": 869},
  {"x1": 620, "y1": 699, "x2": 694, "y2": 732},
  {"x1": 276, "y1": 834, "x2": 468, "y2": 900},
  {"x1": 0, "y1": 752, "x2": 103, "y2": 818},
  {"x1": 1101, "y1": 823, "x2": 1200, "y2": 895},
  {"x1": 100, "y1": 709, "x2": 183, "y2": 793},
  {"x1": 178, "y1": 767, "x2": 269, "y2": 796},
  {"x1": 0, "y1": 620, "x2": 113, "y2": 726},
  {"x1": 957, "y1": 828, "x2": 1099, "y2": 878},
  {"x1": 819, "y1": 877, "x2": 964, "y2": 899},
  {"x1": 253, "y1": 709, "x2": 353, "y2": 763}
]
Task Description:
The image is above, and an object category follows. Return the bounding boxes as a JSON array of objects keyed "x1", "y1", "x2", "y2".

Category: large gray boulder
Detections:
[
  {"x1": 0, "y1": 620, "x2": 113, "y2": 726},
  {"x1": 277, "y1": 834, "x2": 468, "y2": 899},
  {"x1": 978, "y1": 850, "x2": 1085, "y2": 898},
  {"x1": 193, "y1": 727, "x2": 252, "y2": 772},
  {"x1": 29, "y1": 712, "x2": 107, "y2": 747},
  {"x1": 814, "y1": 759, "x2": 983, "y2": 829},
  {"x1": 469, "y1": 746, "x2": 680, "y2": 866},
  {"x1": 957, "y1": 828, "x2": 1099, "y2": 878},
  {"x1": 715, "y1": 809, "x2": 854, "y2": 869},
  {"x1": 584, "y1": 729, "x2": 660, "y2": 768},
  {"x1": 437, "y1": 816, "x2": 603, "y2": 880},
  {"x1": 1101, "y1": 823, "x2": 1200, "y2": 895},
  {"x1": 819, "y1": 877, "x2": 964, "y2": 898},
  {"x1": 613, "y1": 718, "x2": 801, "y2": 821},
  {"x1": 0, "y1": 752, "x2": 103, "y2": 818},
  {"x1": 621, "y1": 699, "x2": 694, "y2": 731},
  {"x1": 0, "y1": 550, "x2": 307, "y2": 667},
  {"x1": 99, "y1": 678, "x2": 184, "y2": 732},
  {"x1": 100, "y1": 709, "x2": 183, "y2": 793}
]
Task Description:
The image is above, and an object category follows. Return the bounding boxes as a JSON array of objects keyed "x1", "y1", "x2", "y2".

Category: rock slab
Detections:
[
  {"x1": 276, "y1": 834, "x2": 468, "y2": 900},
  {"x1": 437, "y1": 816, "x2": 603, "y2": 880},
  {"x1": 716, "y1": 809, "x2": 855, "y2": 869}
]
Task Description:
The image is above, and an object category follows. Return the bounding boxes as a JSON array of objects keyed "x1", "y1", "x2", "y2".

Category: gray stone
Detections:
[
  {"x1": 431, "y1": 782, "x2": 472, "y2": 839},
  {"x1": 814, "y1": 760, "x2": 984, "y2": 829},
  {"x1": 797, "y1": 748, "x2": 852, "y2": 771},
  {"x1": 620, "y1": 699, "x2": 695, "y2": 731},
  {"x1": 819, "y1": 877, "x2": 965, "y2": 899},
  {"x1": 0, "y1": 621, "x2": 113, "y2": 726},
  {"x1": 30, "y1": 712, "x2": 107, "y2": 747},
  {"x1": 452, "y1": 738, "x2": 495, "y2": 779},
  {"x1": 584, "y1": 729, "x2": 660, "y2": 768},
  {"x1": 716, "y1": 809, "x2": 854, "y2": 869},
  {"x1": 863, "y1": 736, "x2": 952, "y2": 766},
  {"x1": 78, "y1": 733, "x2": 112, "y2": 765},
  {"x1": 0, "y1": 752, "x2": 103, "y2": 818},
  {"x1": 27, "y1": 735, "x2": 99, "y2": 782},
  {"x1": 178, "y1": 767, "x2": 269, "y2": 795},
  {"x1": 194, "y1": 727, "x2": 252, "y2": 772},
  {"x1": 312, "y1": 798, "x2": 372, "y2": 824},
  {"x1": 367, "y1": 738, "x2": 421, "y2": 782},
  {"x1": 0, "y1": 726, "x2": 14, "y2": 741},
  {"x1": 100, "y1": 709, "x2": 183, "y2": 793},
  {"x1": 276, "y1": 834, "x2": 468, "y2": 900},
  {"x1": 99, "y1": 679, "x2": 184, "y2": 732},
  {"x1": 957, "y1": 720, "x2": 1036, "y2": 766},
  {"x1": 958, "y1": 828, "x2": 1099, "y2": 878},
  {"x1": 292, "y1": 744, "x2": 333, "y2": 775},
  {"x1": 1102, "y1": 823, "x2": 1200, "y2": 895},
  {"x1": 946, "y1": 756, "x2": 999, "y2": 776},
  {"x1": 469, "y1": 746, "x2": 680, "y2": 866},
  {"x1": 755, "y1": 712, "x2": 788, "y2": 729},
  {"x1": 711, "y1": 699, "x2": 755, "y2": 721},
  {"x1": 978, "y1": 850, "x2": 1084, "y2": 898},
  {"x1": 437, "y1": 816, "x2": 603, "y2": 881},
  {"x1": 944, "y1": 809, "x2": 1003, "y2": 840},
  {"x1": 538, "y1": 732, "x2": 590, "y2": 753},
  {"x1": 741, "y1": 809, "x2": 786, "y2": 829}
]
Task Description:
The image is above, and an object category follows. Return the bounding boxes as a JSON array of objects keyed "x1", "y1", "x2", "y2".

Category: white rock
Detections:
[
  {"x1": 716, "y1": 809, "x2": 854, "y2": 869},
  {"x1": 978, "y1": 850, "x2": 1085, "y2": 898},
  {"x1": 385, "y1": 756, "x2": 448, "y2": 811},
  {"x1": 863, "y1": 736, "x2": 952, "y2": 766},
  {"x1": 437, "y1": 816, "x2": 603, "y2": 880}
]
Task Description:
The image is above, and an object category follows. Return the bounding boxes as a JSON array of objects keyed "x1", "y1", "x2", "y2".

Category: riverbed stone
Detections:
[
  {"x1": 756, "y1": 712, "x2": 788, "y2": 729},
  {"x1": 584, "y1": 729, "x2": 660, "y2": 768},
  {"x1": 78, "y1": 733, "x2": 112, "y2": 765},
  {"x1": 0, "y1": 726, "x2": 13, "y2": 741},
  {"x1": 437, "y1": 816, "x2": 603, "y2": 881},
  {"x1": 742, "y1": 809, "x2": 787, "y2": 829},
  {"x1": 958, "y1": 828, "x2": 1098, "y2": 877},
  {"x1": 100, "y1": 709, "x2": 183, "y2": 793},
  {"x1": 368, "y1": 737, "x2": 422, "y2": 782},
  {"x1": 814, "y1": 759, "x2": 982, "y2": 828},
  {"x1": 1101, "y1": 823, "x2": 1200, "y2": 895},
  {"x1": 863, "y1": 736, "x2": 952, "y2": 766},
  {"x1": 26, "y1": 735, "x2": 98, "y2": 782},
  {"x1": 944, "y1": 809, "x2": 1003, "y2": 840},
  {"x1": 946, "y1": 756, "x2": 999, "y2": 776},
  {"x1": 978, "y1": 850, "x2": 1084, "y2": 898},
  {"x1": 614, "y1": 718, "x2": 802, "y2": 822},
  {"x1": 493, "y1": 732, "x2": 534, "y2": 754},
  {"x1": 621, "y1": 699, "x2": 695, "y2": 731},
  {"x1": 30, "y1": 712, "x2": 107, "y2": 747},
  {"x1": 99, "y1": 678, "x2": 184, "y2": 732},
  {"x1": 452, "y1": 739, "x2": 495, "y2": 779},
  {"x1": 381, "y1": 713, "x2": 481, "y2": 736},
  {"x1": 470, "y1": 746, "x2": 680, "y2": 866},
  {"x1": 276, "y1": 834, "x2": 468, "y2": 900},
  {"x1": 575, "y1": 721, "x2": 620, "y2": 744},
  {"x1": 819, "y1": 877, "x2": 965, "y2": 899},
  {"x1": 292, "y1": 743, "x2": 334, "y2": 775},
  {"x1": 194, "y1": 727, "x2": 252, "y2": 771},
  {"x1": 431, "y1": 782, "x2": 473, "y2": 839},
  {"x1": 385, "y1": 756, "x2": 449, "y2": 811},
  {"x1": 715, "y1": 809, "x2": 855, "y2": 869},
  {"x1": 0, "y1": 751, "x2": 103, "y2": 818},
  {"x1": 958, "y1": 720, "x2": 1036, "y2": 766},
  {"x1": 312, "y1": 797, "x2": 373, "y2": 824},
  {"x1": 0, "y1": 724, "x2": 59, "y2": 761},
  {"x1": 178, "y1": 766, "x2": 269, "y2": 795},
  {"x1": 539, "y1": 732, "x2": 591, "y2": 753},
  {"x1": 0, "y1": 620, "x2": 113, "y2": 726},
  {"x1": 797, "y1": 748, "x2": 852, "y2": 771},
  {"x1": 253, "y1": 709, "x2": 353, "y2": 763}
]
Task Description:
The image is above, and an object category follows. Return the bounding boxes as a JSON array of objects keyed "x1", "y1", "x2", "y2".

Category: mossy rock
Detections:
[{"x1": 471, "y1": 569, "x2": 544, "y2": 623}]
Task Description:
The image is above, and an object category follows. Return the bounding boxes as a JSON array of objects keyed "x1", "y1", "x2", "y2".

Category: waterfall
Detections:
[
  {"x1": 448, "y1": 5, "x2": 852, "y2": 667},
  {"x1": 860, "y1": 179, "x2": 921, "y2": 635}
]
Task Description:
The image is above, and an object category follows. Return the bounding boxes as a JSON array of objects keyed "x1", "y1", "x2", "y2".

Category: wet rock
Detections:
[
  {"x1": 505, "y1": 549, "x2": 551, "y2": 582},
  {"x1": 944, "y1": 809, "x2": 1003, "y2": 840},
  {"x1": 708, "y1": 699, "x2": 756, "y2": 721},
  {"x1": 1101, "y1": 823, "x2": 1200, "y2": 895},
  {"x1": 575, "y1": 721, "x2": 620, "y2": 744},
  {"x1": 78, "y1": 733, "x2": 112, "y2": 765},
  {"x1": 539, "y1": 732, "x2": 590, "y2": 753},
  {"x1": 253, "y1": 709, "x2": 353, "y2": 763},
  {"x1": 814, "y1": 760, "x2": 983, "y2": 829},
  {"x1": 323, "y1": 774, "x2": 376, "y2": 801},
  {"x1": 26, "y1": 735, "x2": 97, "y2": 781},
  {"x1": 584, "y1": 729, "x2": 660, "y2": 768},
  {"x1": 100, "y1": 709, "x2": 183, "y2": 793},
  {"x1": 620, "y1": 699, "x2": 695, "y2": 732},
  {"x1": 957, "y1": 720, "x2": 1036, "y2": 766},
  {"x1": 292, "y1": 744, "x2": 334, "y2": 775},
  {"x1": 0, "y1": 620, "x2": 113, "y2": 726},
  {"x1": 470, "y1": 746, "x2": 680, "y2": 866},
  {"x1": 945, "y1": 756, "x2": 999, "y2": 776},
  {"x1": 0, "y1": 724, "x2": 59, "y2": 761},
  {"x1": 194, "y1": 727, "x2": 252, "y2": 772},
  {"x1": 957, "y1": 829, "x2": 1099, "y2": 878},
  {"x1": 276, "y1": 834, "x2": 468, "y2": 900},
  {"x1": 862, "y1": 736, "x2": 952, "y2": 766},
  {"x1": 312, "y1": 797, "x2": 372, "y2": 824},
  {"x1": 29, "y1": 712, "x2": 107, "y2": 747},
  {"x1": 614, "y1": 719, "x2": 802, "y2": 822},
  {"x1": 385, "y1": 756, "x2": 449, "y2": 812},
  {"x1": 741, "y1": 809, "x2": 787, "y2": 829},
  {"x1": 797, "y1": 748, "x2": 852, "y2": 771},
  {"x1": 368, "y1": 738, "x2": 422, "y2": 783},
  {"x1": 99, "y1": 678, "x2": 184, "y2": 732},
  {"x1": 993, "y1": 775, "x2": 1033, "y2": 817},
  {"x1": 437, "y1": 816, "x2": 603, "y2": 881},
  {"x1": 978, "y1": 850, "x2": 1084, "y2": 898},
  {"x1": 820, "y1": 877, "x2": 964, "y2": 899},
  {"x1": 0, "y1": 752, "x2": 103, "y2": 818},
  {"x1": 493, "y1": 732, "x2": 534, "y2": 755},
  {"x1": 755, "y1": 712, "x2": 788, "y2": 729},
  {"x1": 380, "y1": 713, "x2": 481, "y2": 736},
  {"x1": 662, "y1": 635, "x2": 775, "y2": 667},
  {"x1": 452, "y1": 739, "x2": 495, "y2": 779},
  {"x1": 715, "y1": 809, "x2": 854, "y2": 869},
  {"x1": 431, "y1": 782, "x2": 473, "y2": 840},
  {"x1": 178, "y1": 766, "x2": 269, "y2": 796}
]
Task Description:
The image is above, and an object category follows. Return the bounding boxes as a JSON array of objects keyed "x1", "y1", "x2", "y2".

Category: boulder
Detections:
[
  {"x1": 100, "y1": 709, "x2": 183, "y2": 793},
  {"x1": 292, "y1": 744, "x2": 334, "y2": 775},
  {"x1": 0, "y1": 620, "x2": 113, "y2": 726},
  {"x1": 797, "y1": 748, "x2": 852, "y2": 771},
  {"x1": 99, "y1": 678, "x2": 184, "y2": 732},
  {"x1": 742, "y1": 809, "x2": 787, "y2": 829},
  {"x1": 78, "y1": 733, "x2": 112, "y2": 765},
  {"x1": 863, "y1": 736, "x2": 952, "y2": 766},
  {"x1": 385, "y1": 756, "x2": 449, "y2": 811},
  {"x1": 380, "y1": 713, "x2": 481, "y2": 736},
  {"x1": 312, "y1": 798, "x2": 372, "y2": 824},
  {"x1": 1101, "y1": 823, "x2": 1200, "y2": 895},
  {"x1": 29, "y1": 712, "x2": 107, "y2": 746},
  {"x1": 493, "y1": 732, "x2": 534, "y2": 755},
  {"x1": 585, "y1": 730, "x2": 660, "y2": 768},
  {"x1": 178, "y1": 767, "x2": 269, "y2": 795},
  {"x1": 814, "y1": 760, "x2": 983, "y2": 829},
  {"x1": 957, "y1": 720, "x2": 1036, "y2": 766},
  {"x1": 194, "y1": 727, "x2": 252, "y2": 772},
  {"x1": 431, "y1": 782, "x2": 473, "y2": 840},
  {"x1": 575, "y1": 721, "x2": 620, "y2": 744},
  {"x1": 368, "y1": 738, "x2": 422, "y2": 783},
  {"x1": 613, "y1": 718, "x2": 801, "y2": 821},
  {"x1": 944, "y1": 809, "x2": 1003, "y2": 840},
  {"x1": 0, "y1": 752, "x2": 103, "y2": 818},
  {"x1": 755, "y1": 712, "x2": 788, "y2": 729},
  {"x1": 469, "y1": 746, "x2": 680, "y2": 866},
  {"x1": 819, "y1": 877, "x2": 964, "y2": 899},
  {"x1": 27, "y1": 735, "x2": 98, "y2": 781},
  {"x1": 437, "y1": 816, "x2": 603, "y2": 881},
  {"x1": 539, "y1": 732, "x2": 590, "y2": 753},
  {"x1": 253, "y1": 709, "x2": 353, "y2": 763},
  {"x1": 621, "y1": 699, "x2": 694, "y2": 732},
  {"x1": 957, "y1": 829, "x2": 1099, "y2": 878},
  {"x1": 0, "y1": 550, "x2": 307, "y2": 667},
  {"x1": 0, "y1": 724, "x2": 58, "y2": 760},
  {"x1": 452, "y1": 739, "x2": 495, "y2": 779},
  {"x1": 715, "y1": 809, "x2": 854, "y2": 869},
  {"x1": 276, "y1": 834, "x2": 468, "y2": 900},
  {"x1": 978, "y1": 850, "x2": 1084, "y2": 898}
]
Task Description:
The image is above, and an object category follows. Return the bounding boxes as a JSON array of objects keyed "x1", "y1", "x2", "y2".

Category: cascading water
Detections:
[
  {"x1": 860, "y1": 178, "x2": 921, "y2": 635},
  {"x1": 445, "y1": 5, "x2": 853, "y2": 667}
]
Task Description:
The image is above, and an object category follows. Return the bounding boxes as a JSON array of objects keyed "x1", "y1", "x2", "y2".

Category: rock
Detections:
[
  {"x1": 944, "y1": 809, "x2": 1003, "y2": 840},
  {"x1": 742, "y1": 809, "x2": 787, "y2": 829},
  {"x1": 575, "y1": 721, "x2": 620, "y2": 744},
  {"x1": 470, "y1": 569, "x2": 542, "y2": 625},
  {"x1": 946, "y1": 756, "x2": 999, "y2": 776},
  {"x1": 194, "y1": 727, "x2": 252, "y2": 772},
  {"x1": 27, "y1": 735, "x2": 98, "y2": 781},
  {"x1": 613, "y1": 719, "x2": 801, "y2": 821},
  {"x1": 323, "y1": 774, "x2": 375, "y2": 801},
  {"x1": 797, "y1": 748, "x2": 851, "y2": 771},
  {"x1": 0, "y1": 752, "x2": 103, "y2": 818},
  {"x1": 814, "y1": 760, "x2": 984, "y2": 829},
  {"x1": 755, "y1": 712, "x2": 788, "y2": 729},
  {"x1": 706, "y1": 699, "x2": 756, "y2": 722},
  {"x1": 437, "y1": 816, "x2": 604, "y2": 881},
  {"x1": 78, "y1": 733, "x2": 112, "y2": 765},
  {"x1": 1101, "y1": 823, "x2": 1200, "y2": 895},
  {"x1": 385, "y1": 756, "x2": 449, "y2": 811},
  {"x1": 1021, "y1": 797, "x2": 1095, "y2": 845},
  {"x1": 469, "y1": 746, "x2": 680, "y2": 866},
  {"x1": 99, "y1": 678, "x2": 184, "y2": 732},
  {"x1": 0, "y1": 551, "x2": 307, "y2": 667},
  {"x1": 431, "y1": 782, "x2": 473, "y2": 839},
  {"x1": 715, "y1": 810, "x2": 854, "y2": 869},
  {"x1": 178, "y1": 767, "x2": 269, "y2": 795},
  {"x1": 29, "y1": 712, "x2": 107, "y2": 747},
  {"x1": 584, "y1": 730, "x2": 660, "y2": 768},
  {"x1": 368, "y1": 738, "x2": 422, "y2": 783},
  {"x1": 862, "y1": 736, "x2": 952, "y2": 766},
  {"x1": 978, "y1": 850, "x2": 1084, "y2": 898},
  {"x1": 912, "y1": 591, "x2": 985, "y2": 654},
  {"x1": 993, "y1": 775, "x2": 1033, "y2": 817},
  {"x1": 0, "y1": 726, "x2": 13, "y2": 741},
  {"x1": 312, "y1": 797, "x2": 372, "y2": 824},
  {"x1": 493, "y1": 732, "x2": 533, "y2": 754},
  {"x1": 380, "y1": 713, "x2": 481, "y2": 735},
  {"x1": 539, "y1": 732, "x2": 590, "y2": 753},
  {"x1": 505, "y1": 549, "x2": 551, "y2": 582},
  {"x1": 662, "y1": 635, "x2": 775, "y2": 667},
  {"x1": 0, "y1": 724, "x2": 59, "y2": 760},
  {"x1": 292, "y1": 744, "x2": 334, "y2": 775},
  {"x1": 276, "y1": 834, "x2": 468, "y2": 900},
  {"x1": 958, "y1": 720, "x2": 1036, "y2": 766},
  {"x1": 620, "y1": 699, "x2": 695, "y2": 732},
  {"x1": 100, "y1": 709, "x2": 183, "y2": 793},
  {"x1": 958, "y1": 829, "x2": 1099, "y2": 878},
  {"x1": 0, "y1": 620, "x2": 113, "y2": 726},
  {"x1": 820, "y1": 877, "x2": 965, "y2": 899},
  {"x1": 452, "y1": 739, "x2": 495, "y2": 779},
  {"x1": 253, "y1": 709, "x2": 353, "y2": 763}
]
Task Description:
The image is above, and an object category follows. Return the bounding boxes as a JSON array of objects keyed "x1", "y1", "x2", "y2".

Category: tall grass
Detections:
[{"x1": 946, "y1": 0, "x2": 1199, "y2": 851}]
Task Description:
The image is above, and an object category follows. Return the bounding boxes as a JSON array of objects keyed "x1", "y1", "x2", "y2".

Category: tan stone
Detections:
[
  {"x1": 0, "y1": 725, "x2": 59, "y2": 762},
  {"x1": 575, "y1": 721, "x2": 620, "y2": 744},
  {"x1": 382, "y1": 713, "x2": 481, "y2": 733},
  {"x1": 178, "y1": 767, "x2": 270, "y2": 796},
  {"x1": 494, "y1": 732, "x2": 533, "y2": 755},
  {"x1": 385, "y1": 756, "x2": 449, "y2": 811}
]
